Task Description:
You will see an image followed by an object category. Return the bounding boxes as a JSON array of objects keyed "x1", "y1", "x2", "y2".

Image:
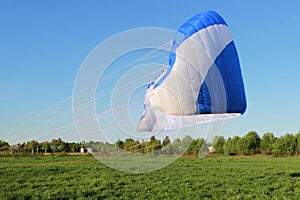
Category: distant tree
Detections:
[
  {"x1": 150, "y1": 136, "x2": 156, "y2": 143},
  {"x1": 16, "y1": 143, "x2": 26, "y2": 153},
  {"x1": 115, "y1": 139, "x2": 124, "y2": 149},
  {"x1": 161, "y1": 143, "x2": 172, "y2": 155},
  {"x1": 273, "y1": 134, "x2": 296, "y2": 157},
  {"x1": 60, "y1": 142, "x2": 67, "y2": 153},
  {"x1": 124, "y1": 138, "x2": 136, "y2": 151},
  {"x1": 238, "y1": 131, "x2": 260, "y2": 155},
  {"x1": 295, "y1": 131, "x2": 300, "y2": 155},
  {"x1": 50, "y1": 139, "x2": 61, "y2": 153},
  {"x1": 151, "y1": 139, "x2": 162, "y2": 153},
  {"x1": 199, "y1": 141, "x2": 210, "y2": 157},
  {"x1": 69, "y1": 142, "x2": 81, "y2": 153},
  {"x1": 162, "y1": 136, "x2": 171, "y2": 146},
  {"x1": 90, "y1": 141, "x2": 115, "y2": 155},
  {"x1": 143, "y1": 141, "x2": 152, "y2": 153},
  {"x1": 64, "y1": 142, "x2": 70, "y2": 152},
  {"x1": 182, "y1": 135, "x2": 193, "y2": 155},
  {"x1": 143, "y1": 136, "x2": 161, "y2": 153},
  {"x1": 247, "y1": 131, "x2": 261, "y2": 154},
  {"x1": 27, "y1": 140, "x2": 39, "y2": 154},
  {"x1": 132, "y1": 140, "x2": 142, "y2": 152},
  {"x1": 152, "y1": 139, "x2": 162, "y2": 151},
  {"x1": 232, "y1": 136, "x2": 242, "y2": 155},
  {"x1": 0, "y1": 140, "x2": 9, "y2": 152},
  {"x1": 169, "y1": 138, "x2": 182, "y2": 155},
  {"x1": 224, "y1": 136, "x2": 241, "y2": 156},
  {"x1": 237, "y1": 136, "x2": 248, "y2": 155},
  {"x1": 260, "y1": 132, "x2": 276, "y2": 155},
  {"x1": 42, "y1": 142, "x2": 51, "y2": 153},
  {"x1": 56, "y1": 138, "x2": 67, "y2": 152},
  {"x1": 212, "y1": 136, "x2": 225, "y2": 154},
  {"x1": 224, "y1": 137, "x2": 232, "y2": 155},
  {"x1": 187, "y1": 138, "x2": 205, "y2": 155}
]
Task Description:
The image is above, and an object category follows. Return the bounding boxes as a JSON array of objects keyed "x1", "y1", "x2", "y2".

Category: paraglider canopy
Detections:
[{"x1": 137, "y1": 10, "x2": 247, "y2": 131}]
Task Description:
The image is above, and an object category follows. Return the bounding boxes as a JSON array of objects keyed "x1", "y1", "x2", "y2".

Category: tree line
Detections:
[
  {"x1": 98, "y1": 131, "x2": 300, "y2": 157},
  {"x1": 1, "y1": 130, "x2": 300, "y2": 157},
  {"x1": 216, "y1": 131, "x2": 300, "y2": 157},
  {"x1": 0, "y1": 138, "x2": 83, "y2": 155},
  {"x1": 111, "y1": 135, "x2": 206, "y2": 156}
]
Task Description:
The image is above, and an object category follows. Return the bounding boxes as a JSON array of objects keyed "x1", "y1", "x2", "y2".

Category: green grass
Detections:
[{"x1": 1, "y1": 154, "x2": 300, "y2": 199}]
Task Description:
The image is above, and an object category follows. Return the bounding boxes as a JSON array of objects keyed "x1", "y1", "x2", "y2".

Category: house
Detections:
[
  {"x1": 80, "y1": 148, "x2": 93, "y2": 154},
  {"x1": 208, "y1": 146, "x2": 214, "y2": 153}
]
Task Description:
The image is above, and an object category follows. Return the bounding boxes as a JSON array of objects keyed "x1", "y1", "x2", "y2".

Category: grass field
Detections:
[{"x1": 1, "y1": 154, "x2": 300, "y2": 199}]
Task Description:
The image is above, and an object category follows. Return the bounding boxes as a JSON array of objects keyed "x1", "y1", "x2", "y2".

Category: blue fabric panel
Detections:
[
  {"x1": 169, "y1": 10, "x2": 227, "y2": 68},
  {"x1": 215, "y1": 41, "x2": 247, "y2": 114},
  {"x1": 196, "y1": 82, "x2": 212, "y2": 114},
  {"x1": 196, "y1": 42, "x2": 247, "y2": 114}
]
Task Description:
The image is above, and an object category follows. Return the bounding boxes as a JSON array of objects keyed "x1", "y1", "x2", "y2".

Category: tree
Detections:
[
  {"x1": 0, "y1": 140, "x2": 9, "y2": 152},
  {"x1": 273, "y1": 134, "x2": 296, "y2": 157},
  {"x1": 162, "y1": 136, "x2": 171, "y2": 146},
  {"x1": 115, "y1": 139, "x2": 124, "y2": 149},
  {"x1": 27, "y1": 140, "x2": 39, "y2": 154},
  {"x1": 169, "y1": 138, "x2": 182, "y2": 155},
  {"x1": 64, "y1": 142, "x2": 70, "y2": 152},
  {"x1": 132, "y1": 140, "x2": 142, "y2": 152},
  {"x1": 69, "y1": 142, "x2": 81, "y2": 153},
  {"x1": 60, "y1": 142, "x2": 66, "y2": 153},
  {"x1": 212, "y1": 136, "x2": 225, "y2": 154},
  {"x1": 57, "y1": 138, "x2": 67, "y2": 152},
  {"x1": 143, "y1": 136, "x2": 161, "y2": 153},
  {"x1": 50, "y1": 139, "x2": 60, "y2": 153},
  {"x1": 232, "y1": 136, "x2": 242, "y2": 155},
  {"x1": 16, "y1": 143, "x2": 26, "y2": 153},
  {"x1": 150, "y1": 136, "x2": 156, "y2": 143},
  {"x1": 224, "y1": 136, "x2": 241, "y2": 156},
  {"x1": 238, "y1": 131, "x2": 260, "y2": 155},
  {"x1": 124, "y1": 138, "x2": 136, "y2": 152},
  {"x1": 182, "y1": 135, "x2": 193, "y2": 155},
  {"x1": 187, "y1": 138, "x2": 205, "y2": 155},
  {"x1": 295, "y1": 131, "x2": 300, "y2": 155},
  {"x1": 42, "y1": 142, "x2": 51, "y2": 153},
  {"x1": 224, "y1": 137, "x2": 232, "y2": 155},
  {"x1": 152, "y1": 139, "x2": 162, "y2": 151},
  {"x1": 260, "y1": 132, "x2": 276, "y2": 155}
]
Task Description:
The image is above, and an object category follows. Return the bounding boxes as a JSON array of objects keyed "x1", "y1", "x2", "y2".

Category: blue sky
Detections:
[{"x1": 1, "y1": 0, "x2": 300, "y2": 143}]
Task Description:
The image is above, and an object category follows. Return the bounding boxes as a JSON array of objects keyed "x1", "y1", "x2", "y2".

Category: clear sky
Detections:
[{"x1": 1, "y1": 0, "x2": 300, "y2": 143}]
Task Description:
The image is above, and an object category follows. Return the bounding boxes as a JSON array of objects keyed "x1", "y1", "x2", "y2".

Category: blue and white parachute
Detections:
[{"x1": 137, "y1": 10, "x2": 247, "y2": 131}]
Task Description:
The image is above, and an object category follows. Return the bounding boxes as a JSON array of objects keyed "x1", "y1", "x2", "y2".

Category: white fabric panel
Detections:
[
  {"x1": 137, "y1": 107, "x2": 240, "y2": 131},
  {"x1": 148, "y1": 24, "x2": 232, "y2": 113}
]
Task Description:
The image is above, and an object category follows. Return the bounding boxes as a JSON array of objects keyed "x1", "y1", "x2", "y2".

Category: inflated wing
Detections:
[{"x1": 137, "y1": 10, "x2": 247, "y2": 131}]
